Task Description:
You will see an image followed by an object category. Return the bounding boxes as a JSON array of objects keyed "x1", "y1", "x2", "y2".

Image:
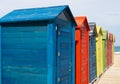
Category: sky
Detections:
[{"x1": 0, "y1": 0, "x2": 120, "y2": 46}]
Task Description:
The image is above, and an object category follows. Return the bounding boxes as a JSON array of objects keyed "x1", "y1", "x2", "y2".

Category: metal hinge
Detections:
[
  {"x1": 58, "y1": 77, "x2": 61, "y2": 83},
  {"x1": 56, "y1": 26, "x2": 58, "y2": 30},
  {"x1": 58, "y1": 31, "x2": 60, "y2": 35},
  {"x1": 58, "y1": 52, "x2": 60, "y2": 56},
  {"x1": 56, "y1": 26, "x2": 60, "y2": 35}
]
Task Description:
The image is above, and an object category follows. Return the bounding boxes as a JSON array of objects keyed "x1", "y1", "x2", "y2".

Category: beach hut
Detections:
[
  {"x1": 75, "y1": 16, "x2": 90, "y2": 84},
  {"x1": 0, "y1": 5, "x2": 76, "y2": 84},
  {"x1": 107, "y1": 33, "x2": 109, "y2": 68},
  {"x1": 107, "y1": 33, "x2": 113, "y2": 67},
  {"x1": 102, "y1": 30, "x2": 108, "y2": 70},
  {"x1": 96, "y1": 26, "x2": 103, "y2": 77},
  {"x1": 112, "y1": 35, "x2": 115, "y2": 64},
  {"x1": 88, "y1": 22, "x2": 97, "y2": 83},
  {"x1": 110, "y1": 33, "x2": 113, "y2": 65}
]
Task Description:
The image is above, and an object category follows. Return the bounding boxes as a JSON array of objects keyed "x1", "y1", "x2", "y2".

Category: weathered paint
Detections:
[
  {"x1": 107, "y1": 33, "x2": 113, "y2": 67},
  {"x1": 110, "y1": 34, "x2": 113, "y2": 65},
  {"x1": 0, "y1": 5, "x2": 76, "y2": 84},
  {"x1": 102, "y1": 30, "x2": 108, "y2": 70},
  {"x1": 112, "y1": 35, "x2": 115, "y2": 64},
  {"x1": 88, "y1": 22, "x2": 97, "y2": 83},
  {"x1": 107, "y1": 34, "x2": 109, "y2": 68},
  {"x1": 75, "y1": 16, "x2": 90, "y2": 84},
  {"x1": 0, "y1": 5, "x2": 76, "y2": 25},
  {"x1": 96, "y1": 26, "x2": 103, "y2": 77}
]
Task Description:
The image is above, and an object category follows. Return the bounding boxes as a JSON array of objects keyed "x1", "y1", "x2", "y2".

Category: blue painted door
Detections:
[
  {"x1": 56, "y1": 22, "x2": 72, "y2": 84},
  {"x1": 89, "y1": 36, "x2": 96, "y2": 82}
]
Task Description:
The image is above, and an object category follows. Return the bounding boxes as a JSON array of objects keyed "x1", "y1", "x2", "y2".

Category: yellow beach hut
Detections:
[{"x1": 96, "y1": 26, "x2": 103, "y2": 77}]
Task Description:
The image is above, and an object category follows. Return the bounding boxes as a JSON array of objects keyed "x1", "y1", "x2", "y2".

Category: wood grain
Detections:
[{"x1": 94, "y1": 54, "x2": 120, "y2": 84}]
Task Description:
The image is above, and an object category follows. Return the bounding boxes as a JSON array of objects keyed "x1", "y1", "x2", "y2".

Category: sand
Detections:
[{"x1": 94, "y1": 53, "x2": 120, "y2": 84}]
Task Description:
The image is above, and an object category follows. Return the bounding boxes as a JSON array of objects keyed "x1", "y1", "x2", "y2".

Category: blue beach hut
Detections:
[
  {"x1": 0, "y1": 5, "x2": 76, "y2": 84},
  {"x1": 88, "y1": 22, "x2": 97, "y2": 83}
]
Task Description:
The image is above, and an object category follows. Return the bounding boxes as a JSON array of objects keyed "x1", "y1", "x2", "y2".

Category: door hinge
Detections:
[
  {"x1": 58, "y1": 31, "x2": 60, "y2": 35},
  {"x1": 58, "y1": 77, "x2": 61, "y2": 83},
  {"x1": 58, "y1": 52, "x2": 60, "y2": 56},
  {"x1": 56, "y1": 26, "x2": 58, "y2": 30}
]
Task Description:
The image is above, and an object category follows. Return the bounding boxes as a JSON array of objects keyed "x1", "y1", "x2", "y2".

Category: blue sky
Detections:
[{"x1": 0, "y1": 0, "x2": 120, "y2": 46}]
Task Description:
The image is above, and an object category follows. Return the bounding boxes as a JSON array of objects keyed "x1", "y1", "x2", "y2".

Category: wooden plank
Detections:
[{"x1": 93, "y1": 54, "x2": 120, "y2": 84}]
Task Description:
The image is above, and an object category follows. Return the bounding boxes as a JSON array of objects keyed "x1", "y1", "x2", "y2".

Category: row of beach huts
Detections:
[{"x1": 0, "y1": 5, "x2": 115, "y2": 84}]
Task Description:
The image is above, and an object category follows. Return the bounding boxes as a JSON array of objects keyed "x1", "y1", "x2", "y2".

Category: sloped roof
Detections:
[
  {"x1": 74, "y1": 16, "x2": 90, "y2": 31},
  {"x1": 102, "y1": 30, "x2": 108, "y2": 40},
  {"x1": 0, "y1": 5, "x2": 76, "y2": 26},
  {"x1": 108, "y1": 33, "x2": 113, "y2": 41},
  {"x1": 96, "y1": 26, "x2": 103, "y2": 36},
  {"x1": 108, "y1": 33, "x2": 115, "y2": 42},
  {"x1": 89, "y1": 22, "x2": 97, "y2": 36}
]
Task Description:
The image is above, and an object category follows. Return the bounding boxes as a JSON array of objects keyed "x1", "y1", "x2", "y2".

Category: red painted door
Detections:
[
  {"x1": 75, "y1": 17, "x2": 89, "y2": 84},
  {"x1": 80, "y1": 26, "x2": 89, "y2": 84}
]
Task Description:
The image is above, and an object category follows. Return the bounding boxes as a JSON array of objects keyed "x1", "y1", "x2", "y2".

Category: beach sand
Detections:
[{"x1": 94, "y1": 53, "x2": 120, "y2": 84}]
